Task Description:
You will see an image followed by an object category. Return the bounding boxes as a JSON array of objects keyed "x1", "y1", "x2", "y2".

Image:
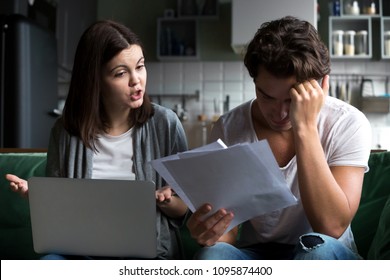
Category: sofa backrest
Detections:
[
  {"x1": 0, "y1": 152, "x2": 47, "y2": 259},
  {"x1": 351, "y1": 151, "x2": 390, "y2": 259}
]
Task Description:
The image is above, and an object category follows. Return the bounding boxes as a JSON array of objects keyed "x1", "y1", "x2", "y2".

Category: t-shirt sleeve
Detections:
[{"x1": 327, "y1": 110, "x2": 372, "y2": 172}]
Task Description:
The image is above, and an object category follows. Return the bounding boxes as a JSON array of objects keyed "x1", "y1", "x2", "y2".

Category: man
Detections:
[{"x1": 187, "y1": 16, "x2": 371, "y2": 260}]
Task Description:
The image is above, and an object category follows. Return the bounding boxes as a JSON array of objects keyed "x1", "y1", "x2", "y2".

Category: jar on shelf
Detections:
[
  {"x1": 344, "y1": 30, "x2": 356, "y2": 56},
  {"x1": 384, "y1": 31, "x2": 390, "y2": 56},
  {"x1": 355, "y1": 30, "x2": 368, "y2": 55},
  {"x1": 332, "y1": 30, "x2": 344, "y2": 56}
]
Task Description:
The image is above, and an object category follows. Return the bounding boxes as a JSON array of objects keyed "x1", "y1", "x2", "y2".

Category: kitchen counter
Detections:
[{"x1": 182, "y1": 120, "x2": 213, "y2": 149}]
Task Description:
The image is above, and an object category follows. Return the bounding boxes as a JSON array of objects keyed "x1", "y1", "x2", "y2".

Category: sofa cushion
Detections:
[
  {"x1": 351, "y1": 151, "x2": 390, "y2": 259},
  {"x1": 0, "y1": 153, "x2": 47, "y2": 259}
]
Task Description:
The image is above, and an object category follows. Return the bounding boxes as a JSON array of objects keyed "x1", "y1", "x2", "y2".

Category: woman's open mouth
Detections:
[{"x1": 130, "y1": 90, "x2": 143, "y2": 101}]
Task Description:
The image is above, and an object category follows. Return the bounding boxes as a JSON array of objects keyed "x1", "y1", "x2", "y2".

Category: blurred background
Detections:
[{"x1": 0, "y1": 0, "x2": 389, "y2": 149}]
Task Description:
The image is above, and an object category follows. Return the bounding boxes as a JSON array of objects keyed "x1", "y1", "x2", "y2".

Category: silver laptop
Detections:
[{"x1": 28, "y1": 177, "x2": 157, "y2": 259}]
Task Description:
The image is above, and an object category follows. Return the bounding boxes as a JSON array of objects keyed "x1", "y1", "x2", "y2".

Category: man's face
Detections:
[{"x1": 253, "y1": 67, "x2": 297, "y2": 132}]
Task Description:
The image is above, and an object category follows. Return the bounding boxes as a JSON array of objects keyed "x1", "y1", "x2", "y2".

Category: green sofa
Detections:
[{"x1": 1, "y1": 151, "x2": 389, "y2": 260}]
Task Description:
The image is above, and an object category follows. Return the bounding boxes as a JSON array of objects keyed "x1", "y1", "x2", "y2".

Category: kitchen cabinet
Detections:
[
  {"x1": 329, "y1": 16, "x2": 373, "y2": 58},
  {"x1": 156, "y1": 0, "x2": 219, "y2": 61},
  {"x1": 231, "y1": 0, "x2": 317, "y2": 55},
  {"x1": 1, "y1": 0, "x2": 97, "y2": 71},
  {"x1": 177, "y1": 0, "x2": 218, "y2": 19},
  {"x1": 383, "y1": 18, "x2": 390, "y2": 58},
  {"x1": 328, "y1": 0, "x2": 390, "y2": 60},
  {"x1": 381, "y1": 1, "x2": 390, "y2": 58},
  {"x1": 157, "y1": 18, "x2": 199, "y2": 61},
  {"x1": 56, "y1": 0, "x2": 97, "y2": 72}
]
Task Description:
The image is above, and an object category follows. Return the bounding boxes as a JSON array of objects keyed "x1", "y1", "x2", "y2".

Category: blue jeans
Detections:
[
  {"x1": 40, "y1": 254, "x2": 156, "y2": 260},
  {"x1": 41, "y1": 254, "x2": 92, "y2": 260},
  {"x1": 194, "y1": 233, "x2": 362, "y2": 260}
]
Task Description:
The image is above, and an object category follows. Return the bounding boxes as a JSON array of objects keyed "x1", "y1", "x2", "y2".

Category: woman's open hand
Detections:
[{"x1": 5, "y1": 174, "x2": 29, "y2": 198}]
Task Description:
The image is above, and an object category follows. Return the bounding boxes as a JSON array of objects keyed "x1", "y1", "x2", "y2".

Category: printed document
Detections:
[{"x1": 151, "y1": 139, "x2": 297, "y2": 232}]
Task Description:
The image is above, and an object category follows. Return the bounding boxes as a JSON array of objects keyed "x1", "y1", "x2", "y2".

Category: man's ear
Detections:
[{"x1": 321, "y1": 75, "x2": 330, "y2": 95}]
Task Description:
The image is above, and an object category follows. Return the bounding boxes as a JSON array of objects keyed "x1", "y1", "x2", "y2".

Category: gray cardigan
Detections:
[{"x1": 46, "y1": 103, "x2": 188, "y2": 259}]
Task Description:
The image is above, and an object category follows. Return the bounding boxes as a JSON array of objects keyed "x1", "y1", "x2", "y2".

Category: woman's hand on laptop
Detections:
[
  {"x1": 156, "y1": 186, "x2": 188, "y2": 218},
  {"x1": 5, "y1": 174, "x2": 29, "y2": 198}
]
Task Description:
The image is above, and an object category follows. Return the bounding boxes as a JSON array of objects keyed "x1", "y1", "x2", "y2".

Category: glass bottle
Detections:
[
  {"x1": 368, "y1": 1, "x2": 376, "y2": 14},
  {"x1": 363, "y1": 0, "x2": 376, "y2": 15},
  {"x1": 333, "y1": 0, "x2": 341, "y2": 16},
  {"x1": 350, "y1": 1, "x2": 360, "y2": 15}
]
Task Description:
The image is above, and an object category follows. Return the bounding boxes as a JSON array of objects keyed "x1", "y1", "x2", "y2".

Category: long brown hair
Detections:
[
  {"x1": 244, "y1": 16, "x2": 330, "y2": 82},
  {"x1": 61, "y1": 20, "x2": 154, "y2": 149}
]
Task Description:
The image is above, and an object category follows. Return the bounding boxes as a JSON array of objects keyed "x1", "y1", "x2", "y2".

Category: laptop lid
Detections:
[{"x1": 28, "y1": 177, "x2": 157, "y2": 259}]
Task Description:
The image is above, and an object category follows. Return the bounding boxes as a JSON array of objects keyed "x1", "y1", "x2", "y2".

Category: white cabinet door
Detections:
[{"x1": 231, "y1": 0, "x2": 317, "y2": 54}]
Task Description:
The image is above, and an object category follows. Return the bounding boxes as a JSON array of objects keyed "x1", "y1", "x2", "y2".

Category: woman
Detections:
[{"x1": 6, "y1": 20, "x2": 188, "y2": 259}]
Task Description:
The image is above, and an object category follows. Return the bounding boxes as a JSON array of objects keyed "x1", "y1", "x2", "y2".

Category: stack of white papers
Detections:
[{"x1": 151, "y1": 139, "x2": 297, "y2": 232}]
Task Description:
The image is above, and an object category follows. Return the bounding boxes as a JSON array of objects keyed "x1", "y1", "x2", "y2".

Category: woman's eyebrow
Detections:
[
  {"x1": 109, "y1": 64, "x2": 129, "y2": 73},
  {"x1": 137, "y1": 57, "x2": 145, "y2": 64}
]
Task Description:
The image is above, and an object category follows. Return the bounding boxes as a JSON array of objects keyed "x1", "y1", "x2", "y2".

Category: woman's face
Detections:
[{"x1": 100, "y1": 45, "x2": 147, "y2": 110}]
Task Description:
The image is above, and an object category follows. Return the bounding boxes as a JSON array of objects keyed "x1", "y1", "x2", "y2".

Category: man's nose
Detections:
[{"x1": 277, "y1": 101, "x2": 289, "y2": 119}]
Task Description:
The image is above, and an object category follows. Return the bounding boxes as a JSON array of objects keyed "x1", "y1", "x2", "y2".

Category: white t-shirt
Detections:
[
  {"x1": 209, "y1": 97, "x2": 372, "y2": 252},
  {"x1": 92, "y1": 128, "x2": 136, "y2": 180}
]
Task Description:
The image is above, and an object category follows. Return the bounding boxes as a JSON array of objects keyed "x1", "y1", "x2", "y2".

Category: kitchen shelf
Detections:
[
  {"x1": 328, "y1": 0, "x2": 390, "y2": 60},
  {"x1": 157, "y1": 18, "x2": 199, "y2": 61},
  {"x1": 329, "y1": 16, "x2": 373, "y2": 59},
  {"x1": 362, "y1": 96, "x2": 390, "y2": 113},
  {"x1": 339, "y1": 0, "x2": 381, "y2": 17}
]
